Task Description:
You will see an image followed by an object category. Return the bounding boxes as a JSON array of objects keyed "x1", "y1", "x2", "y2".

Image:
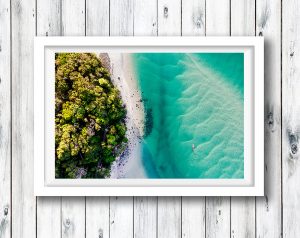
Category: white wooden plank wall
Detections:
[{"x1": 1, "y1": 0, "x2": 294, "y2": 237}]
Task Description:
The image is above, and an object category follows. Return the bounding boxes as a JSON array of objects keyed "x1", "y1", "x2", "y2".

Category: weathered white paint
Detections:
[
  {"x1": 0, "y1": 0, "x2": 10, "y2": 237},
  {"x1": 60, "y1": 2, "x2": 86, "y2": 238},
  {"x1": 205, "y1": 1, "x2": 231, "y2": 237},
  {"x1": 85, "y1": 2, "x2": 110, "y2": 238},
  {"x1": 182, "y1": 0, "x2": 205, "y2": 36},
  {"x1": 158, "y1": 197, "x2": 181, "y2": 238},
  {"x1": 110, "y1": 197, "x2": 133, "y2": 238},
  {"x1": 36, "y1": 1, "x2": 62, "y2": 237},
  {"x1": 110, "y1": 0, "x2": 134, "y2": 36},
  {"x1": 157, "y1": 1, "x2": 181, "y2": 237},
  {"x1": 230, "y1": 1, "x2": 256, "y2": 237},
  {"x1": 181, "y1": 1, "x2": 206, "y2": 237},
  {"x1": 11, "y1": 0, "x2": 36, "y2": 237},
  {"x1": 134, "y1": 197, "x2": 157, "y2": 238},
  {"x1": 2, "y1": 0, "x2": 296, "y2": 237},
  {"x1": 62, "y1": 197, "x2": 85, "y2": 238},
  {"x1": 133, "y1": 2, "x2": 158, "y2": 238},
  {"x1": 256, "y1": 0, "x2": 282, "y2": 237},
  {"x1": 158, "y1": 0, "x2": 181, "y2": 35},
  {"x1": 86, "y1": 0, "x2": 109, "y2": 36},
  {"x1": 282, "y1": 0, "x2": 300, "y2": 237},
  {"x1": 182, "y1": 197, "x2": 206, "y2": 238},
  {"x1": 86, "y1": 197, "x2": 110, "y2": 238}
]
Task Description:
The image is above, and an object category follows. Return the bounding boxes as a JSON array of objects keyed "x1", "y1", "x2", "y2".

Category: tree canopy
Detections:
[{"x1": 55, "y1": 53, "x2": 127, "y2": 178}]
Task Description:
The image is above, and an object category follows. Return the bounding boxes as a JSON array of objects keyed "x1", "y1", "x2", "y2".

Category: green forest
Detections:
[{"x1": 55, "y1": 53, "x2": 127, "y2": 178}]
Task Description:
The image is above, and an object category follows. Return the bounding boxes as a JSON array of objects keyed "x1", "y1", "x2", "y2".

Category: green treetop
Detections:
[{"x1": 55, "y1": 53, "x2": 127, "y2": 178}]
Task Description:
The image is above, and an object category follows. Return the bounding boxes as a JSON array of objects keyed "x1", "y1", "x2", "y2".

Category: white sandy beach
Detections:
[{"x1": 105, "y1": 53, "x2": 147, "y2": 178}]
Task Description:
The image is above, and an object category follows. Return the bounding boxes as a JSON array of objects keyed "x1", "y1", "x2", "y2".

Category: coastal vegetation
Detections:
[{"x1": 55, "y1": 53, "x2": 127, "y2": 178}]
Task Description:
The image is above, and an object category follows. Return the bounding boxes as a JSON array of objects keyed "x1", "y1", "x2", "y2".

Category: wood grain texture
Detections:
[
  {"x1": 36, "y1": 0, "x2": 61, "y2": 36},
  {"x1": 86, "y1": 197, "x2": 110, "y2": 238},
  {"x1": 157, "y1": 1, "x2": 182, "y2": 237},
  {"x1": 256, "y1": 0, "x2": 282, "y2": 237},
  {"x1": 206, "y1": 0, "x2": 230, "y2": 35},
  {"x1": 109, "y1": 3, "x2": 134, "y2": 237},
  {"x1": 36, "y1": 1, "x2": 62, "y2": 237},
  {"x1": 133, "y1": 2, "x2": 158, "y2": 237},
  {"x1": 282, "y1": 0, "x2": 300, "y2": 237},
  {"x1": 37, "y1": 197, "x2": 61, "y2": 238},
  {"x1": 11, "y1": 0, "x2": 36, "y2": 237},
  {"x1": 230, "y1": 1, "x2": 256, "y2": 237},
  {"x1": 60, "y1": 2, "x2": 86, "y2": 238},
  {"x1": 110, "y1": 197, "x2": 133, "y2": 238},
  {"x1": 0, "y1": 0, "x2": 10, "y2": 237},
  {"x1": 158, "y1": 0, "x2": 181, "y2": 35},
  {"x1": 182, "y1": 0, "x2": 205, "y2": 35},
  {"x1": 181, "y1": 1, "x2": 206, "y2": 237},
  {"x1": 86, "y1": 0, "x2": 109, "y2": 36},
  {"x1": 134, "y1": 0, "x2": 157, "y2": 36},
  {"x1": 85, "y1": 2, "x2": 110, "y2": 238},
  {"x1": 205, "y1": 1, "x2": 231, "y2": 237},
  {"x1": 134, "y1": 197, "x2": 157, "y2": 238},
  {"x1": 182, "y1": 197, "x2": 205, "y2": 238},
  {"x1": 110, "y1": 0, "x2": 134, "y2": 36},
  {"x1": 62, "y1": 197, "x2": 85, "y2": 238},
  {"x1": 62, "y1": 0, "x2": 86, "y2": 36},
  {"x1": 157, "y1": 197, "x2": 181, "y2": 238},
  {"x1": 4, "y1": 0, "x2": 296, "y2": 237}
]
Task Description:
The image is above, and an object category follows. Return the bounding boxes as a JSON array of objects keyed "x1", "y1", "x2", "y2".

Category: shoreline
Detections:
[{"x1": 102, "y1": 53, "x2": 146, "y2": 178}]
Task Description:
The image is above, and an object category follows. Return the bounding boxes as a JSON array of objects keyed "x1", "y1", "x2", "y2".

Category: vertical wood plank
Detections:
[
  {"x1": 86, "y1": 197, "x2": 109, "y2": 238},
  {"x1": 282, "y1": 0, "x2": 300, "y2": 237},
  {"x1": 182, "y1": 0, "x2": 206, "y2": 36},
  {"x1": 157, "y1": 1, "x2": 182, "y2": 237},
  {"x1": 230, "y1": 198, "x2": 255, "y2": 238},
  {"x1": 133, "y1": 1, "x2": 158, "y2": 238},
  {"x1": 134, "y1": 197, "x2": 157, "y2": 238},
  {"x1": 109, "y1": 2, "x2": 134, "y2": 238},
  {"x1": 85, "y1": 1, "x2": 110, "y2": 238},
  {"x1": 134, "y1": 0, "x2": 157, "y2": 36},
  {"x1": 62, "y1": 0, "x2": 85, "y2": 36},
  {"x1": 182, "y1": 197, "x2": 205, "y2": 238},
  {"x1": 206, "y1": 0, "x2": 230, "y2": 36},
  {"x1": 61, "y1": 1, "x2": 86, "y2": 238},
  {"x1": 62, "y1": 197, "x2": 85, "y2": 238},
  {"x1": 157, "y1": 197, "x2": 181, "y2": 238},
  {"x1": 37, "y1": 198, "x2": 61, "y2": 238},
  {"x1": 230, "y1": 1, "x2": 256, "y2": 237},
  {"x1": 110, "y1": 197, "x2": 133, "y2": 238},
  {"x1": 205, "y1": 1, "x2": 231, "y2": 237},
  {"x1": 256, "y1": 0, "x2": 282, "y2": 237},
  {"x1": 36, "y1": 1, "x2": 62, "y2": 237},
  {"x1": 11, "y1": 0, "x2": 36, "y2": 236},
  {"x1": 86, "y1": 0, "x2": 109, "y2": 36},
  {"x1": 0, "y1": 0, "x2": 11, "y2": 237},
  {"x1": 181, "y1": 1, "x2": 206, "y2": 237},
  {"x1": 206, "y1": 197, "x2": 230, "y2": 238},
  {"x1": 158, "y1": 0, "x2": 181, "y2": 36},
  {"x1": 110, "y1": 0, "x2": 134, "y2": 36},
  {"x1": 231, "y1": 0, "x2": 255, "y2": 36}
]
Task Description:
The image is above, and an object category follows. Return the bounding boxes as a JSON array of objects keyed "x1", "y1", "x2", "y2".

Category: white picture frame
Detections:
[{"x1": 34, "y1": 36, "x2": 264, "y2": 196}]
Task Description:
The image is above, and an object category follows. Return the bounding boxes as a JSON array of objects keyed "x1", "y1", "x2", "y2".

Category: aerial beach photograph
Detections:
[{"x1": 55, "y1": 51, "x2": 244, "y2": 179}]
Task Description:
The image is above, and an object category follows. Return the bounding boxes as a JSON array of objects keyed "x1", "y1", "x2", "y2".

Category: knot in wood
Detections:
[
  {"x1": 65, "y1": 218, "x2": 71, "y2": 228},
  {"x1": 163, "y1": 6, "x2": 168, "y2": 18},
  {"x1": 267, "y1": 112, "x2": 274, "y2": 130},
  {"x1": 196, "y1": 18, "x2": 202, "y2": 28},
  {"x1": 3, "y1": 206, "x2": 8, "y2": 216},
  {"x1": 291, "y1": 143, "x2": 298, "y2": 155}
]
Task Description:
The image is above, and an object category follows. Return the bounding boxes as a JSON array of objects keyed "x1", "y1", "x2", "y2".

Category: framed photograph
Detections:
[{"x1": 34, "y1": 37, "x2": 264, "y2": 196}]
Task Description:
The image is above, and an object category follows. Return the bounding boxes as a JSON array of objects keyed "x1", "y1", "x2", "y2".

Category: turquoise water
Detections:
[{"x1": 132, "y1": 53, "x2": 244, "y2": 178}]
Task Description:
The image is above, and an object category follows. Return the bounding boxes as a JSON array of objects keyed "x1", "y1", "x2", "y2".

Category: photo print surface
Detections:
[{"x1": 55, "y1": 52, "x2": 244, "y2": 179}]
